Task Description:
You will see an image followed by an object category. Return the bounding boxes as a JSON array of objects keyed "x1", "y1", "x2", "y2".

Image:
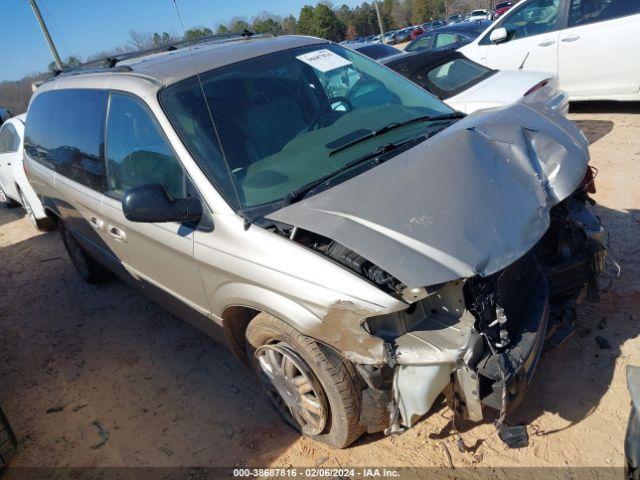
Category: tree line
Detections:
[{"x1": 0, "y1": 0, "x2": 496, "y2": 114}]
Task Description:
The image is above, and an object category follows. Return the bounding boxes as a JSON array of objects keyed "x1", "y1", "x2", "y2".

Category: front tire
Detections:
[
  {"x1": 59, "y1": 222, "x2": 111, "y2": 284},
  {"x1": 246, "y1": 312, "x2": 365, "y2": 448}
]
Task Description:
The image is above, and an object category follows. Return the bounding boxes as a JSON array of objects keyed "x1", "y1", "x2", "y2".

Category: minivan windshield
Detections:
[{"x1": 160, "y1": 43, "x2": 455, "y2": 215}]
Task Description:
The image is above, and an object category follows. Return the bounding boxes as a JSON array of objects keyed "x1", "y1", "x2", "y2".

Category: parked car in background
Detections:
[
  {"x1": 348, "y1": 42, "x2": 406, "y2": 61},
  {"x1": 0, "y1": 108, "x2": 11, "y2": 128},
  {"x1": 0, "y1": 114, "x2": 51, "y2": 229},
  {"x1": 404, "y1": 21, "x2": 491, "y2": 53},
  {"x1": 393, "y1": 27, "x2": 414, "y2": 43},
  {"x1": 409, "y1": 26, "x2": 424, "y2": 40},
  {"x1": 467, "y1": 9, "x2": 490, "y2": 21},
  {"x1": 423, "y1": 20, "x2": 447, "y2": 31},
  {"x1": 383, "y1": 31, "x2": 398, "y2": 44},
  {"x1": 460, "y1": 0, "x2": 640, "y2": 101},
  {"x1": 24, "y1": 34, "x2": 606, "y2": 449},
  {"x1": 447, "y1": 13, "x2": 465, "y2": 23},
  {"x1": 492, "y1": 1, "x2": 514, "y2": 18},
  {"x1": 383, "y1": 50, "x2": 568, "y2": 114}
]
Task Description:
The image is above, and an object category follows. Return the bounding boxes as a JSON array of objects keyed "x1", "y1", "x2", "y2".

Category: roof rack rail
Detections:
[{"x1": 54, "y1": 29, "x2": 266, "y2": 77}]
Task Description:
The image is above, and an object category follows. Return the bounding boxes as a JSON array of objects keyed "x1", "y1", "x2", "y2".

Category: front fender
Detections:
[{"x1": 210, "y1": 281, "x2": 388, "y2": 365}]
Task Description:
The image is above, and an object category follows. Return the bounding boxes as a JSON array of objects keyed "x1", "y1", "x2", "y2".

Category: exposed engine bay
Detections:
[
  {"x1": 271, "y1": 172, "x2": 607, "y2": 443},
  {"x1": 264, "y1": 102, "x2": 608, "y2": 446}
]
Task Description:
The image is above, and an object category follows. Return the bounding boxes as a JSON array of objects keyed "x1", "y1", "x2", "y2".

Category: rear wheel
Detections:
[
  {"x1": 18, "y1": 189, "x2": 52, "y2": 231},
  {"x1": 246, "y1": 312, "x2": 365, "y2": 448},
  {"x1": 59, "y1": 222, "x2": 111, "y2": 284},
  {"x1": 0, "y1": 186, "x2": 18, "y2": 208}
]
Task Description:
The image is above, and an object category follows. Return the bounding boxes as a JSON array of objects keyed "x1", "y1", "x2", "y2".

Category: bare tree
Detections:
[{"x1": 128, "y1": 30, "x2": 154, "y2": 50}]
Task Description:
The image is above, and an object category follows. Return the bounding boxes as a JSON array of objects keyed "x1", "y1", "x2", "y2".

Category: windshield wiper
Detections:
[
  {"x1": 283, "y1": 138, "x2": 418, "y2": 207},
  {"x1": 327, "y1": 111, "x2": 465, "y2": 157}
]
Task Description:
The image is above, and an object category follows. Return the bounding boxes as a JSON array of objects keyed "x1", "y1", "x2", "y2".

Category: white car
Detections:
[
  {"x1": 459, "y1": 0, "x2": 640, "y2": 101},
  {"x1": 383, "y1": 50, "x2": 569, "y2": 115},
  {"x1": 467, "y1": 9, "x2": 490, "y2": 21},
  {"x1": 0, "y1": 114, "x2": 51, "y2": 230}
]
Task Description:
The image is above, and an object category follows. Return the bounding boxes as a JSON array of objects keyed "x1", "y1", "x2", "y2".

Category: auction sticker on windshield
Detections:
[{"x1": 296, "y1": 49, "x2": 352, "y2": 73}]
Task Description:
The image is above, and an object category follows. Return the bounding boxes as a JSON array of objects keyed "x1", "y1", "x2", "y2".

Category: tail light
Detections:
[
  {"x1": 581, "y1": 165, "x2": 598, "y2": 194},
  {"x1": 23, "y1": 158, "x2": 29, "y2": 177},
  {"x1": 524, "y1": 79, "x2": 549, "y2": 97}
]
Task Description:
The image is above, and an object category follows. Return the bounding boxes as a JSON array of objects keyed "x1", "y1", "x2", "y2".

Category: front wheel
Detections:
[{"x1": 245, "y1": 312, "x2": 365, "y2": 448}]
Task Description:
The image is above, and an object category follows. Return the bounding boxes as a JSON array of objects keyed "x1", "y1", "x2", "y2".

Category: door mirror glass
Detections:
[
  {"x1": 490, "y1": 27, "x2": 508, "y2": 43},
  {"x1": 122, "y1": 183, "x2": 202, "y2": 224}
]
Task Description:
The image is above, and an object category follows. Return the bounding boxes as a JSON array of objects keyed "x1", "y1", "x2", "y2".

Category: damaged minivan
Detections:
[{"x1": 25, "y1": 35, "x2": 607, "y2": 448}]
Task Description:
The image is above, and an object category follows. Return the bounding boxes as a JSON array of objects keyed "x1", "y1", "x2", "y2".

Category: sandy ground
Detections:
[{"x1": 0, "y1": 103, "x2": 639, "y2": 472}]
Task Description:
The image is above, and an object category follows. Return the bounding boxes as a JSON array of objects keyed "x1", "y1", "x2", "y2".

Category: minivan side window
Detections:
[
  {"x1": 480, "y1": 0, "x2": 561, "y2": 44},
  {"x1": 568, "y1": 0, "x2": 640, "y2": 27},
  {"x1": 105, "y1": 93, "x2": 185, "y2": 199},
  {"x1": 0, "y1": 124, "x2": 18, "y2": 153},
  {"x1": 24, "y1": 92, "x2": 55, "y2": 168},
  {"x1": 25, "y1": 89, "x2": 108, "y2": 192},
  {"x1": 49, "y1": 90, "x2": 108, "y2": 192}
]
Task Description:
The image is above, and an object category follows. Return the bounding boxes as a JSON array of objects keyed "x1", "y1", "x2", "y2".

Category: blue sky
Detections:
[{"x1": 0, "y1": 0, "x2": 364, "y2": 81}]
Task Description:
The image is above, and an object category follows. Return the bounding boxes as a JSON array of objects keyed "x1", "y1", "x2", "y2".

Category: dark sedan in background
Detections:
[{"x1": 404, "y1": 20, "x2": 491, "y2": 53}]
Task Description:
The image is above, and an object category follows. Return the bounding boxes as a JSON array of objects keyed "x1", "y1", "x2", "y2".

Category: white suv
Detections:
[{"x1": 459, "y1": 0, "x2": 640, "y2": 101}]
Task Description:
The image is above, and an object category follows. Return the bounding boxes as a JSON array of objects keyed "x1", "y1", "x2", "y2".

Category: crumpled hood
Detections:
[{"x1": 267, "y1": 103, "x2": 589, "y2": 287}]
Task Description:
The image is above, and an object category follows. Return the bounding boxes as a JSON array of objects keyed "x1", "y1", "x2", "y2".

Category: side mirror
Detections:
[
  {"x1": 490, "y1": 27, "x2": 508, "y2": 43},
  {"x1": 122, "y1": 183, "x2": 202, "y2": 224}
]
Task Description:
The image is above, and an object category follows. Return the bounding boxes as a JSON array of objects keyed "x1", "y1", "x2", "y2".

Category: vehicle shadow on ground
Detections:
[
  {"x1": 0, "y1": 219, "x2": 298, "y2": 467},
  {"x1": 0, "y1": 204, "x2": 638, "y2": 466},
  {"x1": 570, "y1": 101, "x2": 640, "y2": 114},
  {"x1": 573, "y1": 119, "x2": 614, "y2": 145},
  {"x1": 0, "y1": 207, "x2": 25, "y2": 228},
  {"x1": 424, "y1": 204, "x2": 640, "y2": 450}
]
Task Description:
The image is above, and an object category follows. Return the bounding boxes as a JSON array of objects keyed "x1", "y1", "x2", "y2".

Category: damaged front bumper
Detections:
[{"x1": 356, "y1": 196, "x2": 607, "y2": 435}]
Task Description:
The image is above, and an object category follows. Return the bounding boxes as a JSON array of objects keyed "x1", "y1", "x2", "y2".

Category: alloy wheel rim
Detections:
[
  {"x1": 254, "y1": 343, "x2": 328, "y2": 436},
  {"x1": 0, "y1": 188, "x2": 6, "y2": 204}
]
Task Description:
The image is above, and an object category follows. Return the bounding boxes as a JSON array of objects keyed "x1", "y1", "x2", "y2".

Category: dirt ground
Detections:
[{"x1": 0, "y1": 103, "x2": 639, "y2": 471}]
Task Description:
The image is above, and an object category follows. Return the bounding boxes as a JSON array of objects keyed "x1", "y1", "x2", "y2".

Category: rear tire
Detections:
[
  {"x1": 18, "y1": 189, "x2": 52, "y2": 231},
  {"x1": 59, "y1": 221, "x2": 111, "y2": 284},
  {"x1": 246, "y1": 312, "x2": 365, "y2": 448}
]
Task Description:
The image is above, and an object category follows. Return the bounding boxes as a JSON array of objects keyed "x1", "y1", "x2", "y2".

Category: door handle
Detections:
[
  {"x1": 538, "y1": 40, "x2": 556, "y2": 47},
  {"x1": 90, "y1": 216, "x2": 104, "y2": 229},
  {"x1": 561, "y1": 35, "x2": 580, "y2": 42},
  {"x1": 108, "y1": 225, "x2": 126, "y2": 243},
  {"x1": 6, "y1": 163, "x2": 10, "y2": 166}
]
